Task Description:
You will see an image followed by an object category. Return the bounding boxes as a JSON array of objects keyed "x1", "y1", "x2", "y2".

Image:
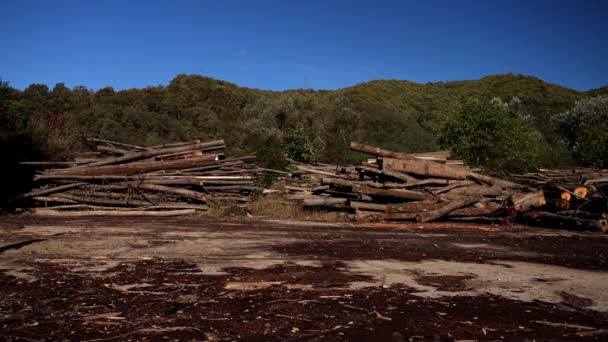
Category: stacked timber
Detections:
[
  {"x1": 283, "y1": 142, "x2": 607, "y2": 232},
  {"x1": 17, "y1": 138, "x2": 262, "y2": 216},
  {"x1": 512, "y1": 168, "x2": 608, "y2": 232}
]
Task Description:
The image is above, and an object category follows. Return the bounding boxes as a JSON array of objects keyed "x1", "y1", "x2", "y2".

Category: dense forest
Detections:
[{"x1": 1, "y1": 73, "x2": 607, "y2": 171}]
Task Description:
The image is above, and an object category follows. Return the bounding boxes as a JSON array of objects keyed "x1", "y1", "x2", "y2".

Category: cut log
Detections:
[
  {"x1": 574, "y1": 187, "x2": 589, "y2": 198},
  {"x1": 52, "y1": 154, "x2": 219, "y2": 176},
  {"x1": 561, "y1": 192, "x2": 572, "y2": 201},
  {"x1": 383, "y1": 157, "x2": 469, "y2": 180},
  {"x1": 385, "y1": 201, "x2": 440, "y2": 213},
  {"x1": 416, "y1": 196, "x2": 483, "y2": 223},
  {"x1": 87, "y1": 138, "x2": 148, "y2": 151},
  {"x1": 383, "y1": 212, "x2": 417, "y2": 221},
  {"x1": 352, "y1": 184, "x2": 436, "y2": 201},
  {"x1": 511, "y1": 191, "x2": 546, "y2": 212},
  {"x1": 137, "y1": 184, "x2": 207, "y2": 202},
  {"x1": 524, "y1": 211, "x2": 608, "y2": 232},
  {"x1": 18, "y1": 182, "x2": 88, "y2": 199},
  {"x1": 33, "y1": 208, "x2": 196, "y2": 217},
  {"x1": 354, "y1": 210, "x2": 386, "y2": 221},
  {"x1": 97, "y1": 145, "x2": 128, "y2": 155},
  {"x1": 303, "y1": 198, "x2": 348, "y2": 207},
  {"x1": 78, "y1": 140, "x2": 224, "y2": 168},
  {"x1": 349, "y1": 201, "x2": 386, "y2": 212},
  {"x1": 350, "y1": 142, "x2": 449, "y2": 161}
]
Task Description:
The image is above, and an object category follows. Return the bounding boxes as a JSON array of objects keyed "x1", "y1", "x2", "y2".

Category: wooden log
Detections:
[
  {"x1": 40, "y1": 203, "x2": 209, "y2": 211},
  {"x1": 511, "y1": 191, "x2": 546, "y2": 212},
  {"x1": 137, "y1": 184, "x2": 207, "y2": 202},
  {"x1": 87, "y1": 138, "x2": 148, "y2": 150},
  {"x1": 146, "y1": 140, "x2": 201, "y2": 149},
  {"x1": 385, "y1": 201, "x2": 440, "y2": 213},
  {"x1": 383, "y1": 157, "x2": 469, "y2": 180},
  {"x1": 350, "y1": 142, "x2": 449, "y2": 161},
  {"x1": 383, "y1": 212, "x2": 417, "y2": 221},
  {"x1": 32, "y1": 196, "x2": 79, "y2": 204},
  {"x1": 442, "y1": 185, "x2": 516, "y2": 197},
  {"x1": 524, "y1": 211, "x2": 608, "y2": 232},
  {"x1": 33, "y1": 208, "x2": 196, "y2": 217},
  {"x1": 354, "y1": 210, "x2": 386, "y2": 221},
  {"x1": 416, "y1": 196, "x2": 483, "y2": 223},
  {"x1": 431, "y1": 181, "x2": 476, "y2": 194},
  {"x1": 303, "y1": 198, "x2": 348, "y2": 207},
  {"x1": 448, "y1": 202, "x2": 502, "y2": 217},
  {"x1": 349, "y1": 201, "x2": 386, "y2": 212},
  {"x1": 352, "y1": 184, "x2": 436, "y2": 201},
  {"x1": 561, "y1": 192, "x2": 572, "y2": 201},
  {"x1": 52, "y1": 154, "x2": 219, "y2": 176},
  {"x1": 49, "y1": 194, "x2": 154, "y2": 207},
  {"x1": 78, "y1": 140, "x2": 224, "y2": 168},
  {"x1": 97, "y1": 145, "x2": 128, "y2": 155},
  {"x1": 574, "y1": 187, "x2": 589, "y2": 198},
  {"x1": 18, "y1": 182, "x2": 88, "y2": 199},
  {"x1": 296, "y1": 166, "x2": 336, "y2": 177}
]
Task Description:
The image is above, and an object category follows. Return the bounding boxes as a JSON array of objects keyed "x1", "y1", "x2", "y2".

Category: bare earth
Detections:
[{"x1": 1, "y1": 216, "x2": 607, "y2": 341}]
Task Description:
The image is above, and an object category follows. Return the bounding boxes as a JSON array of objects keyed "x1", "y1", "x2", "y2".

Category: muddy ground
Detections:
[{"x1": 1, "y1": 216, "x2": 607, "y2": 341}]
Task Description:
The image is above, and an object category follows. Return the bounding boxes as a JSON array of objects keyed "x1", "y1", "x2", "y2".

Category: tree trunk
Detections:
[
  {"x1": 416, "y1": 196, "x2": 483, "y2": 223},
  {"x1": 352, "y1": 184, "x2": 436, "y2": 201},
  {"x1": 382, "y1": 157, "x2": 469, "y2": 180}
]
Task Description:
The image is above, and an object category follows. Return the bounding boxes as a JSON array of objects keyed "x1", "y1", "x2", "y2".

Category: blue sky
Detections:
[{"x1": 1, "y1": 0, "x2": 606, "y2": 91}]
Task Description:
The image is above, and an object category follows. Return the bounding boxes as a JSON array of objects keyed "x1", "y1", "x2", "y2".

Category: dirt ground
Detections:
[{"x1": 1, "y1": 216, "x2": 607, "y2": 341}]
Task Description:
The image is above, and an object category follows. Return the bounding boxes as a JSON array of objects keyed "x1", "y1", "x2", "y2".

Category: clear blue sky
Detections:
[{"x1": 1, "y1": 0, "x2": 606, "y2": 91}]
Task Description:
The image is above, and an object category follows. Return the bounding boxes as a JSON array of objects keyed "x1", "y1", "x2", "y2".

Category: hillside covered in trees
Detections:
[{"x1": 1, "y1": 73, "x2": 606, "y2": 171}]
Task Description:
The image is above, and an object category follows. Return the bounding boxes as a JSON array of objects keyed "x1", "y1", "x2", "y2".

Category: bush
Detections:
[
  {"x1": 438, "y1": 98, "x2": 541, "y2": 173},
  {"x1": 552, "y1": 96, "x2": 608, "y2": 168},
  {"x1": 283, "y1": 124, "x2": 325, "y2": 164}
]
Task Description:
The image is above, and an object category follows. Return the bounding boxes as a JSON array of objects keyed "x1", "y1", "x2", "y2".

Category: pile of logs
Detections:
[
  {"x1": 283, "y1": 142, "x2": 607, "y2": 232},
  {"x1": 17, "y1": 138, "x2": 262, "y2": 216},
  {"x1": 513, "y1": 168, "x2": 608, "y2": 232}
]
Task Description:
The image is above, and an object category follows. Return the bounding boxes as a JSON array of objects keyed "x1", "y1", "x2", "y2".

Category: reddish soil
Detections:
[{"x1": 0, "y1": 216, "x2": 607, "y2": 341}]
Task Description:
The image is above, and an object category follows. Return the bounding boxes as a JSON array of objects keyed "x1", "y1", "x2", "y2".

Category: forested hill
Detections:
[{"x1": 1, "y1": 73, "x2": 606, "y2": 167}]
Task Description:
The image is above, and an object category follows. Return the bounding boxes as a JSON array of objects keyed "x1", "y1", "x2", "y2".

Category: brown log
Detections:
[
  {"x1": 383, "y1": 212, "x2": 417, "y2": 221},
  {"x1": 97, "y1": 145, "x2": 128, "y2": 155},
  {"x1": 448, "y1": 202, "x2": 502, "y2": 217},
  {"x1": 511, "y1": 191, "x2": 546, "y2": 212},
  {"x1": 524, "y1": 211, "x2": 607, "y2": 232},
  {"x1": 77, "y1": 140, "x2": 224, "y2": 168},
  {"x1": 146, "y1": 140, "x2": 201, "y2": 149},
  {"x1": 442, "y1": 185, "x2": 517, "y2": 197},
  {"x1": 561, "y1": 192, "x2": 572, "y2": 201},
  {"x1": 296, "y1": 166, "x2": 336, "y2": 177},
  {"x1": 352, "y1": 184, "x2": 436, "y2": 201},
  {"x1": 18, "y1": 182, "x2": 88, "y2": 199},
  {"x1": 416, "y1": 196, "x2": 483, "y2": 223},
  {"x1": 574, "y1": 187, "x2": 589, "y2": 198},
  {"x1": 385, "y1": 201, "x2": 440, "y2": 213},
  {"x1": 33, "y1": 208, "x2": 196, "y2": 217},
  {"x1": 350, "y1": 142, "x2": 449, "y2": 161},
  {"x1": 349, "y1": 201, "x2": 386, "y2": 212},
  {"x1": 87, "y1": 138, "x2": 148, "y2": 151},
  {"x1": 354, "y1": 210, "x2": 386, "y2": 221},
  {"x1": 49, "y1": 193, "x2": 154, "y2": 207},
  {"x1": 303, "y1": 198, "x2": 348, "y2": 207},
  {"x1": 555, "y1": 198, "x2": 571, "y2": 210},
  {"x1": 41, "y1": 203, "x2": 209, "y2": 211},
  {"x1": 52, "y1": 154, "x2": 219, "y2": 176},
  {"x1": 383, "y1": 157, "x2": 468, "y2": 180},
  {"x1": 32, "y1": 196, "x2": 79, "y2": 204},
  {"x1": 137, "y1": 184, "x2": 207, "y2": 202}
]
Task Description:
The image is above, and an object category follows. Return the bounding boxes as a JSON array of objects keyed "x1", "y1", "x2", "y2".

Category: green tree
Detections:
[
  {"x1": 283, "y1": 124, "x2": 324, "y2": 164},
  {"x1": 438, "y1": 98, "x2": 541, "y2": 173},
  {"x1": 552, "y1": 96, "x2": 608, "y2": 167}
]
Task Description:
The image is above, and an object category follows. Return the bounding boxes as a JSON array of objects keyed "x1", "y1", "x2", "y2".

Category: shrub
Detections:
[
  {"x1": 283, "y1": 124, "x2": 325, "y2": 164},
  {"x1": 552, "y1": 96, "x2": 608, "y2": 168},
  {"x1": 438, "y1": 98, "x2": 541, "y2": 173}
]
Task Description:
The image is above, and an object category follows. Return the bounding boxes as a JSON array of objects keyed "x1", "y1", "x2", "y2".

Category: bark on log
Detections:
[
  {"x1": 303, "y1": 198, "x2": 348, "y2": 207},
  {"x1": 349, "y1": 201, "x2": 386, "y2": 211},
  {"x1": 97, "y1": 145, "x2": 128, "y2": 155},
  {"x1": 448, "y1": 202, "x2": 502, "y2": 217},
  {"x1": 77, "y1": 140, "x2": 224, "y2": 168},
  {"x1": 49, "y1": 194, "x2": 154, "y2": 207},
  {"x1": 52, "y1": 154, "x2": 219, "y2": 176},
  {"x1": 18, "y1": 182, "x2": 88, "y2": 199},
  {"x1": 87, "y1": 138, "x2": 148, "y2": 151},
  {"x1": 416, "y1": 196, "x2": 483, "y2": 223},
  {"x1": 511, "y1": 191, "x2": 546, "y2": 212},
  {"x1": 524, "y1": 211, "x2": 608, "y2": 232},
  {"x1": 354, "y1": 210, "x2": 386, "y2": 221},
  {"x1": 137, "y1": 184, "x2": 207, "y2": 202},
  {"x1": 383, "y1": 157, "x2": 469, "y2": 180},
  {"x1": 350, "y1": 142, "x2": 449, "y2": 161},
  {"x1": 385, "y1": 201, "x2": 440, "y2": 213},
  {"x1": 33, "y1": 208, "x2": 196, "y2": 217},
  {"x1": 383, "y1": 212, "x2": 417, "y2": 221},
  {"x1": 352, "y1": 184, "x2": 436, "y2": 201}
]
